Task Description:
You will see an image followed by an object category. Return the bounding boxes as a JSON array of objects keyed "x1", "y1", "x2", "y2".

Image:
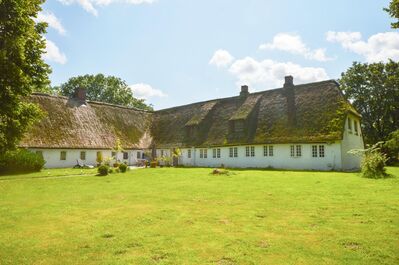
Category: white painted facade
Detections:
[{"x1": 28, "y1": 148, "x2": 145, "y2": 168}]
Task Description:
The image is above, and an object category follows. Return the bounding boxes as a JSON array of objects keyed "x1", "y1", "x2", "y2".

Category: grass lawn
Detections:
[{"x1": 0, "y1": 167, "x2": 398, "y2": 265}]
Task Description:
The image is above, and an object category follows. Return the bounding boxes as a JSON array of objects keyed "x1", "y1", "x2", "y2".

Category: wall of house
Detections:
[
  {"x1": 175, "y1": 143, "x2": 343, "y2": 170},
  {"x1": 340, "y1": 114, "x2": 364, "y2": 171},
  {"x1": 28, "y1": 148, "x2": 145, "y2": 168}
]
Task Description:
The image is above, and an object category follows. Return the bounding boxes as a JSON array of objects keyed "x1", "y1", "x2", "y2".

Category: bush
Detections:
[
  {"x1": 0, "y1": 149, "x2": 45, "y2": 174},
  {"x1": 98, "y1": 165, "x2": 109, "y2": 176},
  {"x1": 113, "y1": 162, "x2": 120, "y2": 168},
  {"x1": 119, "y1": 163, "x2": 127, "y2": 173},
  {"x1": 212, "y1": 168, "x2": 229, "y2": 175},
  {"x1": 349, "y1": 142, "x2": 388, "y2": 179},
  {"x1": 150, "y1": 161, "x2": 157, "y2": 168}
]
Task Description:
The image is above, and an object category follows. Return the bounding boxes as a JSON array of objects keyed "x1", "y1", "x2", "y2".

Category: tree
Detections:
[
  {"x1": 384, "y1": 0, "x2": 399, "y2": 28},
  {"x1": 0, "y1": 0, "x2": 51, "y2": 153},
  {"x1": 55, "y1": 74, "x2": 153, "y2": 110},
  {"x1": 339, "y1": 60, "x2": 399, "y2": 144},
  {"x1": 384, "y1": 130, "x2": 399, "y2": 163}
]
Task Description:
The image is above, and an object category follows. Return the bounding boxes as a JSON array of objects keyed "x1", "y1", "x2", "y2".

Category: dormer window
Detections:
[{"x1": 230, "y1": 120, "x2": 244, "y2": 134}]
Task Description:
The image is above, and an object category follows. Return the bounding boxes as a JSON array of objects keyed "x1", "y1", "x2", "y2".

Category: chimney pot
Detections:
[
  {"x1": 73, "y1": 87, "x2": 87, "y2": 103},
  {"x1": 240, "y1": 85, "x2": 249, "y2": 97}
]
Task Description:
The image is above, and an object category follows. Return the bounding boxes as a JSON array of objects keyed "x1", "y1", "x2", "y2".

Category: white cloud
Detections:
[
  {"x1": 209, "y1": 49, "x2": 235, "y2": 68},
  {"x1": 130, "y1": 83, "x2": 167, "y2": 99},
  {"x1": 58, "y1": 0, "x2": 155, "y2": 16},
  {"x1": 326, "y1": 31, "x2": 399, "y2": 62},
  {"x1": 229, "y1": 56, "x2": 329, "y2": 89},
  {"x1": 36, "y1": 11, "x2": 66, "y2": 35},
  {"x1": 43, "y1": 39, "x2": 67, "y2": 64},
  {"x1": 259, "y1": 33, "x2": 333, "y2": 62}
]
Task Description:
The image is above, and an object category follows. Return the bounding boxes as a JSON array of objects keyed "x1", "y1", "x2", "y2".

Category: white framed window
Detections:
[
  {"x1": 60, "y1": 151, "x2": 67, "y2": 160},
  {"x1": 250, "y1": 146, "x2": 255, "y2": 157},
  {"x1": 200, "y1": 149, "x2": 203, "y2": 158},
  {"x1": 137, "y1": 151, "x2": 141, "y2": 159},
  {"x1": 161, "y1": 150, "x2": 164, "y2": 157},
  {"x1": 269, "y1": 146, "x2": 274, "y2": 156},
  {"x1": 187, "y1": 149, "x2": 191, "y2": 158},
  {"x1": 290, "y1": 145, "x2": 302, "y2": 157},
  {"x1": 204, "y1": 149, "x2": 207, "y2": 158},
  {"x1": 217, "y1": 148, "x2": 221, "y2": 158},
  {"x1": 213, "y1": 148, "x2": 217, "y2": 158},
  {"x1": 234, "y1": 147, "x2": 238, "y2": 157},
  {"x1": 263, "y1": 146, "x2": 268, "y2": 156},
  {"x1": 354, "y1": 120, "x2": 358, "y2": 135},
  {"x1": 245, "y1": 146, "x2": 250, "y2": 157},
  {"x1": 229, "y1": 147, "x2": 233, "y2": 158},
  {"x1": 80, "y1": 151, "x2": 86, "y2": 160},
  {"x1": 312, "y1": 145, "x2": 318, "y2": 157},
  {"x1": 319, "y1": 145, "x2": 325, "y2": 157},
  {"x1": 123, "y1": 152, "x2": 128, "y2": 159}
]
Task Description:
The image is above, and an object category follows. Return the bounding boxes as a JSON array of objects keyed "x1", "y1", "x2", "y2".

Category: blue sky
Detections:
[{"x1": 40, "y1": 0, "x2": 398, "y2": 109}]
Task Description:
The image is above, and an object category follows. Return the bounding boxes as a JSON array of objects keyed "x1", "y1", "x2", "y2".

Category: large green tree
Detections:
[
  {"x1": 339, "y1": 60, "x2": 399, "y2": 144},
  {"x1": 55, "y1": 74, "x2": 153, "y2": 111},
  {"x1": 384, "y1": 0, "x2": 399, "y2": 28},
  {"x1": 0, "y1": 0, "x2": 51, "y2": 152}
]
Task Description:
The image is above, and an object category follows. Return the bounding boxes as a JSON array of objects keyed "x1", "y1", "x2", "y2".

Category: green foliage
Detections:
[
  {"x1": 54, "y1": 74, "x2": 153, "y2": 110},
  {"x1": 384, "y1": 130, "x2": 399, "y2": 163},
  {"x1": 0, "y1": 0, "x2": 51, "y2": 153},
  {"x1": 0, "y1": 149, "x2": 45, "y2": 174},
  {"x1": 349, "y1": 143, "x2": 388, "y2": 179},
  {"x1": 119, "y1": 163, "x2": 127, "y2": 173},
  {"x1": 96, "y1": 152, "x2": 103, "y2": 165},
  {"x1": 384, "y1": 0, "x2": 399, "y2": 28},
  {"x1": 97, "y1": 165, "x2": 109, "y2": 176},
  {"x1": 339, "y1": 60, "x2": 399, "y2": 144}
]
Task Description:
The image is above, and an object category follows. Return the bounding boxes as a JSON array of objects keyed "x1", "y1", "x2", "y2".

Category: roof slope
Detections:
[
  {"x1": 152, "y1": 80, "x2": 357, "y2": 148},
  {"x1": 20, "y1": 93, "x2": 153, "y2": 149}
]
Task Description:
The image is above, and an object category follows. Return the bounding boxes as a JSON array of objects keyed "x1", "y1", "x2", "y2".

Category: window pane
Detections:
[
  {"x1": 251, "y1": 146, "x2": 255, "y2": 157},
  {"x1": 290, "y1": 145, "x2": 295, "y2": 157},
  {"x1": 269, "y1": 146, "x2": 274, "y2": 156},
  {"x1": 188, "y1": 149, "x2": 191, "y2": 158},
  {"x1": 80, "y1": 151, "x2": 86, "y2": 160},
  {"x1": 234, "y1": 147, "x2": 238, "y2": 157},
  {"x1": 229, "y1": 148, "x2": 233, "y2": 157},
  {"x1": 245, "y1": 146, "x2": 250, "y2": 157},
  {"x1": 217, "y1": 148, "x2": 221, "y2": 158},
  {"x1": 204, "y1": 149, "x2": 207, "y2": 158},
  {"x1": 213, "y1": 149, "x2": 216, "y2": 158},
  {"x1": 263, "y1": 146, "x2": 267, "y2": 156},
  {"x1": 123, "y1": 152, "x2": 128, "y2": 159},
  {"x1": 60, "y1": 151, "x2": 66, "y2": 160},
  {"x1": 319, "y1": 145, "x2": 325, "y2": 157},
  {"x1": 296, "y1": 145, "x2": 302, "y2": 157},
  {"x1": 200, "y1": 149, "x2": 203, "y2": 158},
  {"x1": 312, "y1": 145, "x2": 317, "y2": 157},
  {"x1": 137, "y1": 152, "x2": 141, "y2": 159}
]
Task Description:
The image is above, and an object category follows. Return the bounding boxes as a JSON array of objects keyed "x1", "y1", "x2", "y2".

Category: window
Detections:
[
  {"x1": 233, "y1": 147, "x2": 238, "y2": 157},
  {"x1": 229, "y1": 147, "x2": 234, "y2": 157},
  {"x1": 263, "y1": 146, "x2": 268, "y2": 156},
  {"x1": 312, "y1": 145, "x2": 325, "y2": 158},
  {"x1": 312, "y1": 145, "x2": 318, "y2": 157},
  {"x1": 296, "y1": 145, "x2": 302, "y2": 157},
  {"x1": 245, "y1": 146, "x2": 250, "y2": 157},
  {"x1": 161, "y1": 150, "x2": 164, "y2": 157},
  {"x1": 96, "y1": 151, "x2": 102, "y2": 161},
  {"x1": 123, "y1": 152, "x2": 128, "y2": 159},
  {"x1": 60, "y1": 151, "x2": 67, "y2": 160},
  {"x1": 200, "y1": 149, "x2": 203, "y2": 158},
  {"x1": 80, "y1": 151, "x2": 86, "y2": 160},
  {"x1": 319, "y1": 145, "x2": 325, "y2": 157},
  {"x1": 348, "y1": 117, "x2": 352, "y2": 131},
  {"x1": 269, "y1": 146, "x2": 274, "y2": 156},
  {"x1": 187, "y1": 149, "x2": 191, "y2": 158},
  {"x1": 204, "y1": 149, "x2": 207, "y2": 158},
  {"x1": 290, "y1": 145, "x2": 302, "y2": 157},
  {"x1": 250, "y1": 146, "x2": 255, "y2": 157},
  {"x1": 213, "y1": 148, "x2": 217, "y2": 158},
  {"x1": 217, "y1": 148, "x2": 221, "y2": 158},
  {"x1": 137, "y1": 152, "x2": 141, "y2": 159},
  {"x1": 354, "y1": 120, "x2": 358, "y2": 135},
  {"x1": 111, "y1": 151, "x2": 116, "y2": 157}
]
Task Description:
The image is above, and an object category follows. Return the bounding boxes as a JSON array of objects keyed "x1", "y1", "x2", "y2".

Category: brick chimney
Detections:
[
  {"x1": 240, "y1": 85, "x2": 249, "y2": 97},
  {"x1": 72, "y1": 87, "x2": 87, "y2": 103},
  {"x1": 283, "y1": 76, "x2": 296, "y2": 127}
]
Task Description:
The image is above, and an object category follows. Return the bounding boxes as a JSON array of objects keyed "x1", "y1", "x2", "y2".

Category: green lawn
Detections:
[{"x1": 0, "y1": 167, "x2": 398, "y2": 265}]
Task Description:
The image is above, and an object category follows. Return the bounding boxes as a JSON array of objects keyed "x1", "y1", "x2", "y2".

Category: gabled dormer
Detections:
[
  {"x1": 228, "y1": 86, "x2": 262, "y2": 140},
  {"x1": 184, "y1": 101, "x2": 217, "y2": 141}
]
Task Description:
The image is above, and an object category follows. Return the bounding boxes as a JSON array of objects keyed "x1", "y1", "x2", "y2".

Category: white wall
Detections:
[
  {"x1": 340, "y1": 114, "x2": 364, "y2": 170},
  {"x1": 28, "y1": 148, "x2": 144, "y2": 168},
  {"x1": 175, "y1": 143, "x2": 343, "y2": 171}
]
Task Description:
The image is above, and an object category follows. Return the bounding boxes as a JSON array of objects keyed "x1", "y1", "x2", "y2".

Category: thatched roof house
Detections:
[{"x1": 21, "y1": 76, "x2": 364, "y2": 170}]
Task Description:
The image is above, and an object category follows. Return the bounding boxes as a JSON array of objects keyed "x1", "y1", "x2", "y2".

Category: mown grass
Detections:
[{"x1": 0, "y1": 167, "x2": 398, "y2": 265}]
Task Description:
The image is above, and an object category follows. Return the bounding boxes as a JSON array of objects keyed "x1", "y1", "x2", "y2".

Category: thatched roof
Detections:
[
  {"x1": 21, "y1": 79, "x2": 360, "y2": 150},
  {"x1": 151, "y1": 80, "x2": 360, "y2": 148},
  {"x1": 20, "y1": 93, "x2": 153, "y2": 149}
]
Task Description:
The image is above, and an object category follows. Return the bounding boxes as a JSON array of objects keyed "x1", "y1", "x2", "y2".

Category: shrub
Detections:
[
  {"x1": 98, "y1": 165, "x2": 109, "y2": 176},
  {"x1": 212, "y1": 168, "x2": 229, "y2": 175},
  {"x1": 349, "y1": 142, "x2": 388, "y2": 178},
  {"x1": 113, "y1": 162, "x2": 120, "y2": 168},
  {"x1": 119, "y1": 163, "x2": 127, "y2": 173},
  {"x1": 150, "y1": 161, "x2": 157, "y2": 168},
  {"x1": 0, "y1": 149, "x2": 45, "y2": 174}
]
